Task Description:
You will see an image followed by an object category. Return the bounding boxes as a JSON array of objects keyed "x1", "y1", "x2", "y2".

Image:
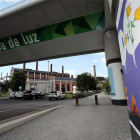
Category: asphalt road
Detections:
[
  {"x1": 0, "y1": 97, "x2": 72, "y2": 122},
  {"x1": 0, "y1": 92, "x2": 131, "y2": 140}
]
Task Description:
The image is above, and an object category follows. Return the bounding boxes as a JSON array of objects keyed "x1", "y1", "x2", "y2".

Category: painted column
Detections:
[
  {"x1": 116, "y1": 1, "x2": 140, "y2": 138},
  {"x1": 104, "y1": 30, "x2": 126, "y2": 106},
  {"x1": 46, "y1": 73, "x2": 47, "y2": 80}
]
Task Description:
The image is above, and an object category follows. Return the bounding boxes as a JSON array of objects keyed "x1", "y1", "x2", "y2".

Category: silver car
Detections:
[
  {"x1": 48, "y1": 91, "x2": 66, "y2": 100},
  {"x1": 9, "y1": 92, "x2": 16, "y2": 99},
  {"x1": 15, "y1": 91, "x2": 25, "y2": 99}
]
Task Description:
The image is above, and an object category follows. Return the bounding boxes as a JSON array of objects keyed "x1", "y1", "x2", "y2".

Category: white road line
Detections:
[
  {"x1": 130, "y1": 120, "x2": 140, "y2": 136},
  {"x1": 0, "y1": 108, "x2": 24, "y2": 113}
]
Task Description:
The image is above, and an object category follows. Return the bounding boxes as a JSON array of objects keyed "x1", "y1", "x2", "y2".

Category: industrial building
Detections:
[{"x1": 10, "y1": 62, "x2": 76, "y2": 93}]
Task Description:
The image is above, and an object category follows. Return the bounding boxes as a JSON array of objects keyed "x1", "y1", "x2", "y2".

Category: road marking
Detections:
[{"x1": 0, "y1": 108, "x2": 24, "y2": 113}]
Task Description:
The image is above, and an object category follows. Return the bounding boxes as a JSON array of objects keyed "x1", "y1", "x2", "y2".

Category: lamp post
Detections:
[{"x1": 48, "y1": 61, "x2": 49, "y2": 94}]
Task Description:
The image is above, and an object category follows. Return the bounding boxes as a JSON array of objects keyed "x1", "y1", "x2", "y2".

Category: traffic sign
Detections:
[
  {"x1": 0, "y1": 87, "x2": 2, "y2": 90},
  {"x1": 19, "y1": 86, "x2": 22, "y2": 90}
]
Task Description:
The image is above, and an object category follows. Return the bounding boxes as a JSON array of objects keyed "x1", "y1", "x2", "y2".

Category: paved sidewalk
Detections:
[{"x1": 0, "y1": 92, "x2": 131, "y2": 140}]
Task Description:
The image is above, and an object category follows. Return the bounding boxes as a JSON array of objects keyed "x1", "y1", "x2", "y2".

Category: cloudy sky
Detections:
[{"x1": 0, "y1": 0, "x2": 108, "y2": 78}]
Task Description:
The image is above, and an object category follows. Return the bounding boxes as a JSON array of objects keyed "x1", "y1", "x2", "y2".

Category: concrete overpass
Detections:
[{"x1": 0, "y1": 0, "x2": 115, "y2": 66}]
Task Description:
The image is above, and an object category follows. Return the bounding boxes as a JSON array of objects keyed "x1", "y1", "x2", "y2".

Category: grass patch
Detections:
[
  {"x1": 0, "y1": 94, "x2": 9, "y2": 97},
  {"x1": 66, "y1": 93, "x2": 73, "y2": 99}
]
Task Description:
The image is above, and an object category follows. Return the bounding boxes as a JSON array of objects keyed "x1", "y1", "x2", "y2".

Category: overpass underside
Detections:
[{"x1": 0, "y1": 0, "x2": 115, "y2": 66}]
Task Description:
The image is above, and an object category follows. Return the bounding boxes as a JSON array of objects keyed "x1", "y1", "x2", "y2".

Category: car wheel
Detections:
[
  {"x1": 15, "y1": 96, "x2": 16, "y2": 99},
  {"x1": 9, "y1": 97, "x2": 12, "y2": 99},
  {"x1": 57, "y1": 96, "x2": 60, "y2": 101},
  {"x1": 49, "y1": 98, "x2": 51, "y2": 101},
  {"x1": 64, "y1": 96, "x2": 66, "y2": 100},
  {"x1": 42, "y1": 96, "x2": 44, "y2": 99}
]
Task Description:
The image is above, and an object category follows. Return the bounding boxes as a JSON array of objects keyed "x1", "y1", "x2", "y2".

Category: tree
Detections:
[
  {"x1": 9, "y1": 72, "x2": 27, "y2": 91},
  {"x1": 76, "y1": 72, "x2": 97, "y2": 92}
]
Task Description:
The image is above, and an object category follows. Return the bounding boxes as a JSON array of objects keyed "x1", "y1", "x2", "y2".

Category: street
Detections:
[
  {"x1": 0, "y1": 97, "x2": 72, "y2": 122},
  {"x1": 0, "y1": 92, "x2": 131, "y2": 140}
]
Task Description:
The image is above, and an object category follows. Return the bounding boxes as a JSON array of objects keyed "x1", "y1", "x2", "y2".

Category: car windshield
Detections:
[
  {"x1": 50, "y1": 91, "x2": 57, "y2": 93},
  {"x1": 11, "y1": 92, "x2": 15, "y2": 94}
]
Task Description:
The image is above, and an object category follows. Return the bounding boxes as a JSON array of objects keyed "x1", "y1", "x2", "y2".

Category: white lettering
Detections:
[
  {"x1": 14, "y1": 39, "x2": 20, "y2": 47},
  {"x1": 21, "y1": 33, "x2": 28, "y2": 45},
  {"x1": 26, "y1": 35, "x2": 33, "y2": 44},
  {"x1": 32, "y1": 33, "x2": 40, "y2": 43},
  {"x1": 8, "y1": 37, "x2": 14, "y2": 48},
  {"x1": 0, "y1": 42, "x2": 6, "y2": 50}
]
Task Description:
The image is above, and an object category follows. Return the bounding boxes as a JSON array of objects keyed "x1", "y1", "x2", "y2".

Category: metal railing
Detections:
[{"x1": 0, "y1": 0, "x2": 33, "y2": 14}]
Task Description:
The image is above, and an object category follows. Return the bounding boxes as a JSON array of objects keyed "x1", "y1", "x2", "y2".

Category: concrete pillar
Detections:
[
  {"x1": 40, "y1": 73, "x2": 41, "y2": 79},
  {"x1": 71, "y1": 81, "x2": 72, "y2": 92},
  {"x1": 60, "y1": 80, "x2": 61, "y2": 91},
  {"x1": 27, "y1": 72, "x2": 29, "y2": 77},
  {"x1": 46, "y1": 73, "x2": 47, "y2": 79},
  {"x1": 54, "y1": 81, "x2": 55, "y2": 91},
  {"x1": 34, "y1": 72, "x2": 35, "y2": 79},
  {"x1": 65, "y1": 81, "x2": 67, "y2": 93},
  {"x1": 104, "y1": 30, "x2": 126, "y2": 106}
]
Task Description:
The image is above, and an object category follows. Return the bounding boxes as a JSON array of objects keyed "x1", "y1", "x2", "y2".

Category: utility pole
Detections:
[{"x1": 48, "y1": 61, "x2": 49, "y2": 94}]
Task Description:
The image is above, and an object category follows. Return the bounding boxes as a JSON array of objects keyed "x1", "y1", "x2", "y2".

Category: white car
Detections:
[
  {"x1": 48, "y1": 91, "x2": 66, "y2": 100},
  {"x1": 9, "y1": 92, "x2": 16, "y2": 99},
  {"x1": 15, "y1": 91, "x2": 25, "y2": 99}
]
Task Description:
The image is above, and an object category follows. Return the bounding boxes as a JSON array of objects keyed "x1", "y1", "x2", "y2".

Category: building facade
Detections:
[{"x1": 10, "y1": 63, "x2": 76, "y2": 93}]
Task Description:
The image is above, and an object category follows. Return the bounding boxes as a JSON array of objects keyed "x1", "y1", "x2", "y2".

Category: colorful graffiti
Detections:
[
  {"x1": 108, "y1": 67, "x2": 115, "y2": 95},
  {"x1": 0, "y1": 11, "x2": 105, "y2": 52},
  {"x1": 117, "y1": 0, "x2": 140, "y2": 132}
]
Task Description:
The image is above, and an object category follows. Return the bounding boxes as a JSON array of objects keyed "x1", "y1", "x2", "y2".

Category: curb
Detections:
[{"x1": 0, "y1": 105, "x2": 62, "y2": 134}]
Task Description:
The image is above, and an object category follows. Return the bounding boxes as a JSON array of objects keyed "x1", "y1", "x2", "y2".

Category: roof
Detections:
[{"x1": 14, "y1": 68, "x2": 69, "y2": 75}]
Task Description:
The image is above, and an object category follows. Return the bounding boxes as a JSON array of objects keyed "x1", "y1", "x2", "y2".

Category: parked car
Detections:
[
  {"x1": 48, "y1": 91, "x2": 66, "y2": 100},
  {"x1": 15, "y1": 91, "x2": 25, "y2": 99},
  {"x1": 23, "y1": 90, "x2": 45, "y2": 100},
  {"x1": 9, "y1": 92, "x2": 16, "y2": 99}
]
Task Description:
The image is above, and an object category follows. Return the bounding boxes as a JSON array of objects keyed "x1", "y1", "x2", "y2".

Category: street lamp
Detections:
[{"x1": 48, "y1": 61, "x2": 49, "y2": 94}]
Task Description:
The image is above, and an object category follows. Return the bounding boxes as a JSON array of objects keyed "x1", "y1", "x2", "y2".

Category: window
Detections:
[
  {"x1": 62, "y1": 84, "x2": 64, "y2": 87},
  {"x1": 67, "y1": 84, "x2": 69, "y2": 91},
  {"x1": 56, "y1": 84, "x2": 59, "y2": 91}
]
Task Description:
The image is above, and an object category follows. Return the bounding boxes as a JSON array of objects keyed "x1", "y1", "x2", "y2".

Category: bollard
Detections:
[
  {"x1": 76, "y1": 95, "x2": 79, "y2": 105},
  {"x1": 95, "y1": 95, "x2": 98, "y2": 105}
]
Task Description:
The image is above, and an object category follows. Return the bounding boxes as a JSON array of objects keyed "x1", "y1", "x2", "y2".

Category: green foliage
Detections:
[
  {"x1": 96, "y1": 87, "x2": 101, "y2": 90},
  {"x1": 76, "y1": 72, "x2": 97, "y2": 92},
  {"x1": 0, "y1": 81, "x2": 10, "y2": 92},
  {"x1": 105, "y1": 78, "x2": 110, "y2": 94},
  {"x1": 9, "y1": 72, "x2": 27, "y2": 91},
  {"x1": 73, "y1": 92, "x2": 95, "y2": 98}
]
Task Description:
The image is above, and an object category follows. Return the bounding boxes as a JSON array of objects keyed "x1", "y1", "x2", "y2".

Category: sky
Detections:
[{"x1": 0, "y1": 0, "x2": 108, "y2": 79}]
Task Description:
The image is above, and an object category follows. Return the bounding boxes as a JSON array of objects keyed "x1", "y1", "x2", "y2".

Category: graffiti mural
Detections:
[{"x1": 117, "y1": 0, "x2": 140, "y2": 132}]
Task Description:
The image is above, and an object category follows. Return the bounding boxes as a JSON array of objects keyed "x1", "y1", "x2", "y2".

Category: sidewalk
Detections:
[{"x1": 0, "y1": 92, "x2": 131, "y2": 140}]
